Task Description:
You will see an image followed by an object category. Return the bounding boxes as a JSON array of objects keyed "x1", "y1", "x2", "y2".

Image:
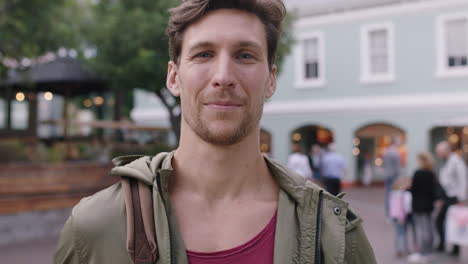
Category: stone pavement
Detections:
[{"x1": 1, "y1": 187, "x2": 467, "y2": 263}]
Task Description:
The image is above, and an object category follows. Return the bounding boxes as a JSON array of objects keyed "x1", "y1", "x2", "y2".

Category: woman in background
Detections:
[{"x1": 407, "y1": 152, "x2": 442, "y2": 263}]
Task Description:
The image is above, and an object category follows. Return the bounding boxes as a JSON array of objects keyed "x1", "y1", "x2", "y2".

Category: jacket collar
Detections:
[{"x1": 110, "y1": 151, "x2": 348, "y2": 208}]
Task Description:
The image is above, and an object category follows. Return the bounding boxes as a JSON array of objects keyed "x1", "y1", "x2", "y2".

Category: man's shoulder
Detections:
[
  {"x1": 70, "y1": 183, "x2": 127, "y2": 241},
  {"x1": 55, "y1": 183, "x2": 130, "y2": 263}
]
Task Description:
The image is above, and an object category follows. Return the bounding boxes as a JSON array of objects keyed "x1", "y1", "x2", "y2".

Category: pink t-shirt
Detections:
[{"x1": 186, "y1": 212, "x2": 277, "y2": 264}]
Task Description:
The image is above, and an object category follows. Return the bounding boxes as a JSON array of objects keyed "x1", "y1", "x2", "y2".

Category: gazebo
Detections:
[
  {"x1": 0, "y1": 57, "x2": 170, "y2": 215},
  {"x1": 0, "y1": 57, "x2": 109, "y2": 139}
]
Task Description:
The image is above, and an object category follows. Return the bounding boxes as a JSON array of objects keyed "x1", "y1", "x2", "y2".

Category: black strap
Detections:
[{"x1": 314, "y1": 190, "x2": 324, "y2": 264}]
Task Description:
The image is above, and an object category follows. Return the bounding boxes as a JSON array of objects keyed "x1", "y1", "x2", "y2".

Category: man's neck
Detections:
[{"x1": 170, "y1": 127, "x2": 278, "y2": 203}]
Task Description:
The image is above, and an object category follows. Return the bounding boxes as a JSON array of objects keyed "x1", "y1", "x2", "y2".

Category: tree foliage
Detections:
[{"x1": 0, "y1": 0, "x2": 80, "y2": 77}]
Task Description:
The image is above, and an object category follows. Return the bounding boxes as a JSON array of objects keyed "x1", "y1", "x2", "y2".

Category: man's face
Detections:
[{"x1": 166, "y1": 9, "x2": 277, "y2": 145}]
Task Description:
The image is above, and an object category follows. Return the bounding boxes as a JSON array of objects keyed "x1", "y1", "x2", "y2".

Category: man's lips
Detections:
[{"x1": 204, "y1": 102, "x2": 242, "y2": 111}]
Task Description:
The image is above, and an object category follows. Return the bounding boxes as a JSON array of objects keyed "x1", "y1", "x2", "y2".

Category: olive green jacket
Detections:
[{"x1": 55, "y1": 152, "x2": 377, "y2": 264}]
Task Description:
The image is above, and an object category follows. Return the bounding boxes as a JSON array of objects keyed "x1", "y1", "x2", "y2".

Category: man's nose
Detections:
[{"x1": 212, "y1": 53, "x2": 235, "y2": 89}]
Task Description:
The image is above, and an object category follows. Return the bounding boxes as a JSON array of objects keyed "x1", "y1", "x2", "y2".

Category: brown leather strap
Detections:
[{"x1": 122, "y1": 177, "x2": 157, "y2": 264}]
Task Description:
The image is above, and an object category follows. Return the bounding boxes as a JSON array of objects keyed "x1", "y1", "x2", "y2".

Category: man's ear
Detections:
[
  {"x1": 166, "y1": 61, "x2": 180, "y2": 96},
  {"x1": 265, "y1": 64, "x2": 277, "y2": 99}
]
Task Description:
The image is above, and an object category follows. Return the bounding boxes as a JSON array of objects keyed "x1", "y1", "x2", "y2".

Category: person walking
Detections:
[
  {"x1": 54, "y1": 1, "x2": 377, "y2": 263},
  {"x1": 287, "y1": 142, "x2": 313, "y2": 180},
  {"x1": 435, "y1": 141, "x2": 467, "y2": 256},
  {"x1": 320, "y1": 143, "x2": 346, "y2": 196},
  {"x1": 308, "y1": 144, "x2": 322, "y2": 182},
  {"x1": 407, "y1": 152, "x2": 441, "y2": 263},
  {"x1": 383, "y1": 137, "x2": 403, "y2": 219}
]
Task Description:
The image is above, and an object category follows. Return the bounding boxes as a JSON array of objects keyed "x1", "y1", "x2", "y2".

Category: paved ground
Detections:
[
  {"x1": 345, "y1": 187, "x2": 468, "y2": 264},
  {"x1": 1, "y1": 187, "x2": 467, "y2": 263}
]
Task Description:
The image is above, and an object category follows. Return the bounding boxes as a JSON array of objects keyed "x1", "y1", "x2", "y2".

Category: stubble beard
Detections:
[{"x1": 185, "y1": 99, "x2": 264, "y2": 146}]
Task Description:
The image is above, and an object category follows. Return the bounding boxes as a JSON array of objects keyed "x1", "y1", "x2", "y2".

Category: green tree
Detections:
[
  {"x1": 0, "y1": 0, "x2": 81, "y2": 77},
  {"x1": 84, "y1": 0, "x2": 294, "y2": 143}
]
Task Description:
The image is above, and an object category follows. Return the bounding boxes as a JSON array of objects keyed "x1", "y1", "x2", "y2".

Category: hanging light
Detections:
[
  {"x1": 292, "y1": 133, "x2": 302, "y2": 142},
  {"x1": 44, "y1": 92, "x2": 53, "y2": 101},
  {"x1": 16, "y1": 92, "x2": 25, "y2": 102},
  {"x1": 352, "y1": 148, "x2": 360, "y2": 156},
  {"x1": 375, "y1": 158, "x2": 383, "y2": 166},
  {"x1": 353, "y1": 138, "x2": 360, "y2": 146},
  {"x1": 449, "y1": 134, "x2": 459, "y2": 144},
  {"x1": 83, "y1": 99, "x2": 92, "y2": 108},
  {"x1": 93, "y1": 96, "x2": 104, "y2": 106}
]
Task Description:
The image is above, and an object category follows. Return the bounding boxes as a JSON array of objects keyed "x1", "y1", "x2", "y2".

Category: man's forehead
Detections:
[{"x1": 182, "y1": 9, "x2": 267, "y2": 51}]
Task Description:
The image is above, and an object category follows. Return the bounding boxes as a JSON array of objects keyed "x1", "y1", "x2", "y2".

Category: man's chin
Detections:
[{"x1": 199, "y1": 129, "x2": 245, "y2": 146}]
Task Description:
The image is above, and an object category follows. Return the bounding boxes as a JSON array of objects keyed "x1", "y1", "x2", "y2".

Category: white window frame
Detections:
[
  {"x1": 294, "y1": 31, "x2": 325, "y2": 89},
  {"x1": 436, "y1": 12, "x2": 468, "y2": 78},
  {"x1": 360, "y1": 22, "x2": 396, "y2": 84}
]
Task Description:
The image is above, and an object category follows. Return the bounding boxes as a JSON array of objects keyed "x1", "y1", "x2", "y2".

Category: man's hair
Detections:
[{"x1": 166, "y1": 0, "x2": 286, "y2": 69}]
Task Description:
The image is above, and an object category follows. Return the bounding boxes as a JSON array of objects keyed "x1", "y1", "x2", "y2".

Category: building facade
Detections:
[{"x1": 262, "y1": 0, "x2": 468, "y2": 183}]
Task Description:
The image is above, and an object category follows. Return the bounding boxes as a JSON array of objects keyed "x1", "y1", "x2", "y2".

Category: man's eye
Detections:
[
  {"x1": 239, "y1": 53, "x2": 254, "y2": 59},
  {"x1": 195, "y1": 52, "x2": 211, "y2": 58}
]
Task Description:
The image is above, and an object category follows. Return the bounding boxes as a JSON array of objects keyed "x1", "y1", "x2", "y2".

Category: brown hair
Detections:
[
  {"x1": 417, "y1": 152, "x2": 435, "y2": 170},
  {"x1": 166, "y1": 0, "x2": 286, "y2": 69}
]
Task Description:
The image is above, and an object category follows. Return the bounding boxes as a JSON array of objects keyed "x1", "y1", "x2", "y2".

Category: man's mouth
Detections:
[{"x1": 205, "y1": 101, "x2": 242, "y2": 111}]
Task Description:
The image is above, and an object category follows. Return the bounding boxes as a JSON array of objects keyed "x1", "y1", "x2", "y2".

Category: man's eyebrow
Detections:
[
  {"x1": 187, "y1": 40, "x2": 263, "y2": 52},
  {"x1": 187, "y1": 41, "x2": 214, "y2": 52},
  {"x1": 237, "y1": 41, "x2": 263, "y2": 51}
]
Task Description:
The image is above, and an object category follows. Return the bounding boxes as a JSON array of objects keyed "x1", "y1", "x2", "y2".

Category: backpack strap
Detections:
[{"x1": 121, "y1": 177, "x2": 157, "y2": 264}]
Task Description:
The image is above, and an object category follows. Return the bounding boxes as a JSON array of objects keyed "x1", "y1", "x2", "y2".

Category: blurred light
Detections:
[
  {"x1": 292, "y1": 133, "x2": 302, "y2": 142},
  {"x1": 93, "y1": 96, "x2": 104, "y2": 106},
  {"x1": 464, "y1": 127, "x2": 468, "y2": 135},
  {"x1": 83, "y1": 99, "x2": 92, "y2": 108},
  {"x1": 261, "y1": 143, "x2": 269, "y2": 153},
  {"x1": 16, "y1": 92, "x2": 25, "y2": 102},
  {"x1": 352, "y1": 148, "x2": 360, "y2": 156},
  {"x1": 84, "y1": 48, "x2": 97, "y2": 59},
  {"x1": 58, "y1": 48, "x2": 67, "y2": 57},
  {"x1": 375, "y1": 158, "x2": 383, "y2": 167},
  {"x1": 353, "y1": 138, "x2": 360, "y2": 146},
  {"x1": 44, "y1": 92, "x2": 53, "y2": 101},
  {"x1": 69, "y1": 49, "x2": 78, "y2": 58},
  {"x1": 449, "y1": 134, "x2": 459, "y2": 144},
  {"x1": 21, "y1": 58, "x2": 32, "y2": 67},
  {"x1": 447, "y1": 127, "x2": 454, "y2": 134},
  {"x1": 383, "y1": 136, "x2": 391, "y2": 145}
]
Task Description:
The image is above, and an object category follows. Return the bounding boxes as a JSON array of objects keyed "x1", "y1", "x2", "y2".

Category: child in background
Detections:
[{"x1": 390, "y1": 176, "x2": 412, "y2": 257}]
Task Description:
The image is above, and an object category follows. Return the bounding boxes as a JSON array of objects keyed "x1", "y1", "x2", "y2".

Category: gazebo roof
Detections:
[{"x1": 2, "y1": 57, "x2": 107, "y2": 96}]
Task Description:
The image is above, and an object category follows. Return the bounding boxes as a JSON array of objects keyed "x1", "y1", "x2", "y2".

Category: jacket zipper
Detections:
[{"x1": 314, "y1": 190, "x2": 324, "y2": 264}]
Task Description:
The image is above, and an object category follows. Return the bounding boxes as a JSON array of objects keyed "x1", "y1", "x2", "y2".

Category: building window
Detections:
[
  {"x1": 437, "y1": 13, "x2": 468, "y2": 78},
  {"x1": 360, "y1": 22, "x2": 395, "y2": 83},
  {"x1": 295, "y1": 32, "x2": 325, "y2": 88},
  {"x1": 304, "y1": 39, "x2": 319, "y2": 79}
]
